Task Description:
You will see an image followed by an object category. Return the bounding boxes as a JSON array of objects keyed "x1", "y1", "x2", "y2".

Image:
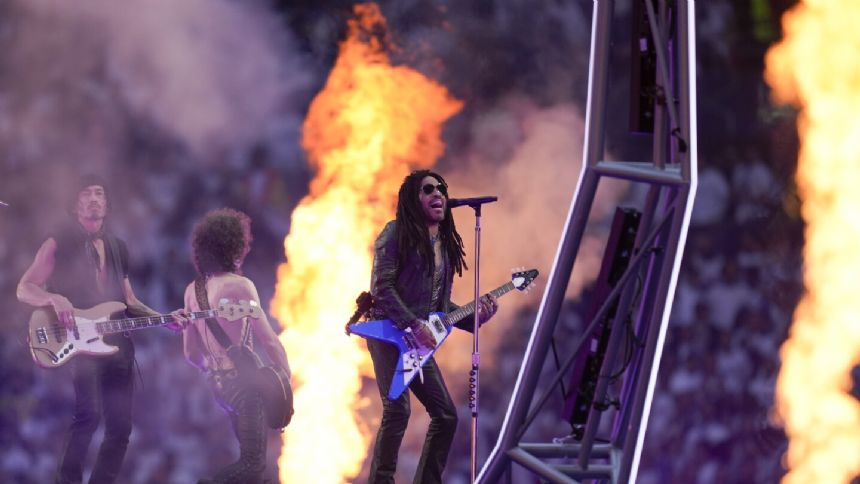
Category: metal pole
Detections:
[
  {"x1": 617, "y1": 189, "x2": 685, "y2": 483},
  {"x1": 477, "y1": 2, "x2": 615, "y2": 479},
  {"x1": 576, "y1": 251, "x2": 645, "y2": 467},
  {"x1": 623, "y1": 2, "x2": 698, "y2": 481},
  {"x1": 611, "y1": 186, "x2": 662, "y2": 446},
  {"x1": 470, "y1": 204, "x2": 483, "y2": 483},
  {"x1": 472, "y1": 0, "x2": 697, "y2": 481}
]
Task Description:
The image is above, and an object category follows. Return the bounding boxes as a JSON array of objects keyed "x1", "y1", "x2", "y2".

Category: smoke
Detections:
[
  {"x1": 0, "y1": 0, "x2": 313, "y2": 187},
  {"x1": 440, "y1": 96, "x2": 629, "y2": 377},
  {"x1": 381, "y1": 94, "x2": 629, "y2": 482},
  {"x1": 0, "y1": 1, "x2": 631, "y2": 481},
  {"x1": 0, "y1": 0, "x2": 315, "y2": 310},
  {"x1": 336, "y1": 2, "x2": 632, "y2": 480},
  {"x1": 0, "y1": 3, "x2": 317, "y2": 481}
]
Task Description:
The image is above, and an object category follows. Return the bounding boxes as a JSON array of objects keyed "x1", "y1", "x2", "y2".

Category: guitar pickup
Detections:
[
  {"x1": 35, "y1": 328, "x2": 48, "y2": 345},
  {"x1": 432, "y1": 319, "x2": 444, "y2": 333}
]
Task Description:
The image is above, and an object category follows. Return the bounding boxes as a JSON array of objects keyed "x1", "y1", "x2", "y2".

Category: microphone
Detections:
[{"x1": 447, "y1": 196, "x2": 498, "y2": 208}]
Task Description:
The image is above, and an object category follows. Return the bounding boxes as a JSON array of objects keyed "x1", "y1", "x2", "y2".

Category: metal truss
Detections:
[{"x1": 477, "y1": 0, "x2": 697, "y2": 482}]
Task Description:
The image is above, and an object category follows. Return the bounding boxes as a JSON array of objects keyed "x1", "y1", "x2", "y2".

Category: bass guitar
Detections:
[
  {"x1": 348, "y1": 268, "x2": 538, "y2": 400},
  {"x1": 28, "y1": 299, "x2": 259, "y2": 368}
]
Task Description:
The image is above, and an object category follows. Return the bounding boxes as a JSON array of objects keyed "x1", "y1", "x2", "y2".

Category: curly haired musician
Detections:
[
  {"x1": 172, "y1": 208, "x2": 290, "y2": 484},
  {"x1": 367, "y1": 170, "x2": 499, "y2": 484},
  {"x1": 17, "y1": 174, "x2": 158, "y2": 484}
]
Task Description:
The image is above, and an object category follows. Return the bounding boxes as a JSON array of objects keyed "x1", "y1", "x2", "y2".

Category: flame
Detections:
[
  {"x1": 765, "y1": 1, "x2": 860, "y2": 482},
  {"x1": 270, "y1": 4, "x2": 462, "y2": 482}
]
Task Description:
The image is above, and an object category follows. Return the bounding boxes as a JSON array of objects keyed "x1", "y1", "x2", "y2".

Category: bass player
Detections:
[{"x1": 17, "y1": 174, "x2": 161, "y2": 484}]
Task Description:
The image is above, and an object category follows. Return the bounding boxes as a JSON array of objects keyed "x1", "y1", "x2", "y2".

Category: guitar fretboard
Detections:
[
  {"x1": 95, "y1": 310, "x2": 216, "y2": 335},
  {"x1": 442, "y1": 282, "x2": 515, "y2": 327}
]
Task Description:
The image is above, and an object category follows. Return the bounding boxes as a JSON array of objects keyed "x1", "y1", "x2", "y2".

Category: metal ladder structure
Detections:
[{"x1": 477, "y1": 0, "x2": 697, "y2": 482}]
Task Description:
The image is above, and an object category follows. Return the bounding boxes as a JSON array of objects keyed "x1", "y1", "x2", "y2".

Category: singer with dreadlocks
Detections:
[{"x1": 367, "y1": 169, "x2": 499, "y2": 484}]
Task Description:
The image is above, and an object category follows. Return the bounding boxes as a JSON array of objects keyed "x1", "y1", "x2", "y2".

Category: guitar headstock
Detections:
[
  {"x1": 215, "y1": 299, "x2": 261, "y2": 321},
  {"x1": 511, "y1": 267, "x2": 539, "y2": 293}
]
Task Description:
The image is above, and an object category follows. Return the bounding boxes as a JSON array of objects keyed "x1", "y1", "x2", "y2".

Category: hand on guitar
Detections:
[
  {"x1": 409, "y1": 319, "x2": 437, "y2": 349},
  {"x1": 477, "y1": 294, "x2": 499, "y2": 325},
  {"x1": 50, "y1": 294, "x2": 75, "y2": 330},
  {"x1": 167, "y1": 309, "x2": 191, "y2": 333}
]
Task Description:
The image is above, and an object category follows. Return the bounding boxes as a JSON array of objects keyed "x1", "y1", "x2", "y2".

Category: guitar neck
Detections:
[
  {"x1": 95, "y1": 310, "x2": 216, "y2": 335},
  {"x1": 442, "y1": 282, "x2": 515, "y2": 327}
]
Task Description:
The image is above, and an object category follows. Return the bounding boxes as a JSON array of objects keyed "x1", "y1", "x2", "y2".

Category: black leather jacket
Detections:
[{"x1": 370, "y1": 221, "x2": 473, "y2": 332}]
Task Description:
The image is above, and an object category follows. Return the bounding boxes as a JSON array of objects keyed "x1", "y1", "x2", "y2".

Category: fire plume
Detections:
[
  {"x1": 271, "y1": 4, "x2": 462, "y2": 482},
  {"x1": 765, "y1": 1, "x2": 860, "y2": 482}
]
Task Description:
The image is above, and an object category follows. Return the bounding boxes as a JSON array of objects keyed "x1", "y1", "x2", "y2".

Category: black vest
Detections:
[{"x1": 48, "y1": 223, "x2": 128, "y2": 310}]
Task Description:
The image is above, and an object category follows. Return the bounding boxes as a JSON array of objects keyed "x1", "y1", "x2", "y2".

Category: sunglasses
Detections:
[{"x1": 421, "y1": 183, "x2": 448, "y2": 196}]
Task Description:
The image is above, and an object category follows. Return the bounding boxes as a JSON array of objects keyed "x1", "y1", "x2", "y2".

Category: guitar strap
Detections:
[
  {"x1": 193, "y1": 277, "x2": 251, "y2": 351},
  {"x1": 104, "y1": 236, "x2": 123, "y2": 286},
  {"x1": 104, "y1": 235, "x2": 131, "y2": 313},
  {"x1": 195, "y1": 279, "x2": 293, "y2": 429}
]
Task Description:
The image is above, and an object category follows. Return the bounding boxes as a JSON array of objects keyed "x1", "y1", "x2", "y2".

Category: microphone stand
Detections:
[
  {"x1": 453, "y1": 196, "x2": 496, "y2": 483},
  {"x1": 469, "y1": 202, "x2": 482, "y2": 483}
]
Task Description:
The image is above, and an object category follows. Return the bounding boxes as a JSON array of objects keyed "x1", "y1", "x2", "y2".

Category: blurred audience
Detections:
[{"x1": 0, "y1": 1, "x2": 798, "y2": 482}]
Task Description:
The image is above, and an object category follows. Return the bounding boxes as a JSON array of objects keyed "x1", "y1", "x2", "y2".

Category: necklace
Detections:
[{"x1": 429, "y1": 232, "x2": 440, "y2": 245}]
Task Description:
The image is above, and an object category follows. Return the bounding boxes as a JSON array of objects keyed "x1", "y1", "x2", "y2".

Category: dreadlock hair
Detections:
[
  {"x1": 394, "y1": 170, "x2": 467, "y2": 276},
  {"x1": 191, "y1": 208, "x2": 252, "y2": 276}
]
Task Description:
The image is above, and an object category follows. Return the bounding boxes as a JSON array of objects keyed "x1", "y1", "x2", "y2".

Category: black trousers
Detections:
[
  {"x1": 367, "y1": 339, "x2": 459, "y2": 484},
  {"x1": 206, "y1": 369, "x2": 267, "y2": 484},
  {"x1": 56, "y1": 335, "x2": 134, "y2": 484}
]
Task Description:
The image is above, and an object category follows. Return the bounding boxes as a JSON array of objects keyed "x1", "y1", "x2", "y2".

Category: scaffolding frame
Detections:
[{"x1": 477, "y1": 0, "x2": 697, "y2": 482}]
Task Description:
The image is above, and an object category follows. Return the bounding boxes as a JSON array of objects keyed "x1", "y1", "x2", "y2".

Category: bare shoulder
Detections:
[
  {"x1": 181, "y1": 281, "x2": 202, "y2": 312},
  {"x1": 20, "y1": 238, "x2": 59, "y2": 283},
  {"x1": 37, "y1": 238, "x2": 58, "y2": 257},
  {"x1": 183, "y1": 281, "x2": 195, "y2": 300},
  {"x1": 210, "y1": 274, "x2": 259, "y2": 302}
]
